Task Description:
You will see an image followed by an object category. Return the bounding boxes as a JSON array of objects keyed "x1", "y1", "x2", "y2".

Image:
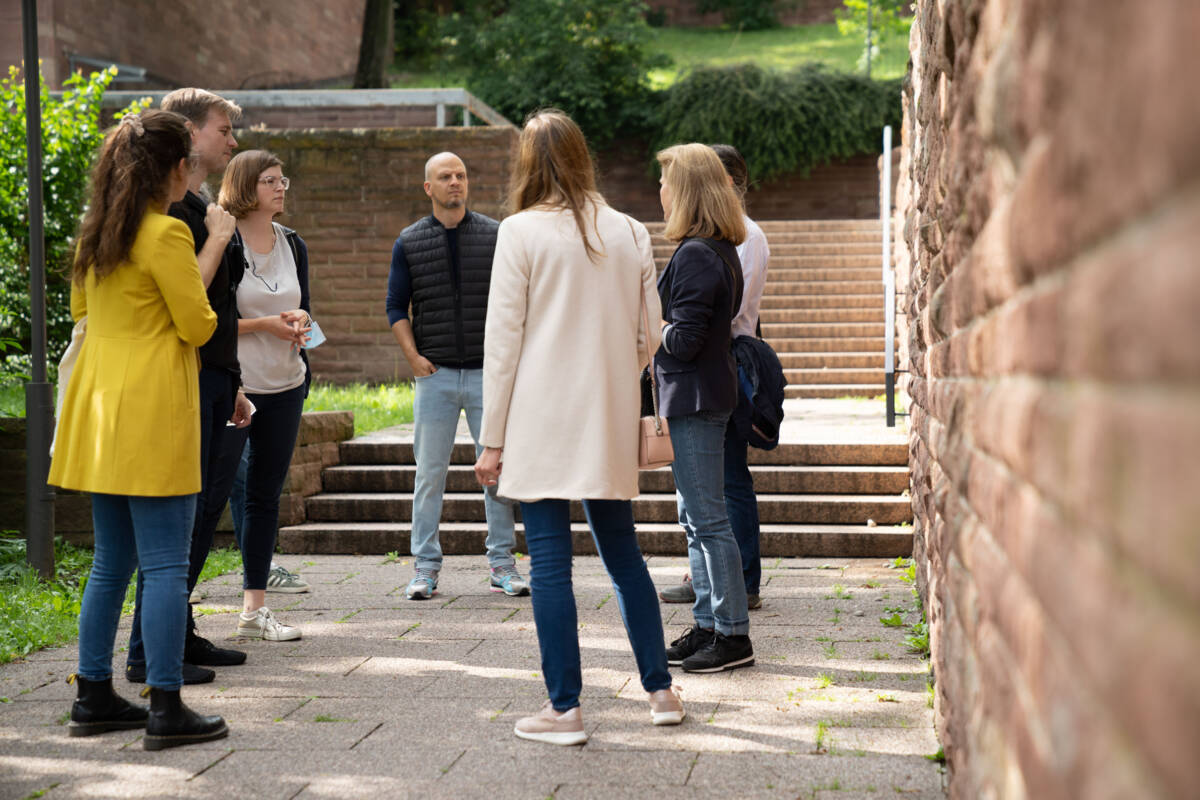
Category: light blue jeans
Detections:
[
  {"x1": 81, "y1": 493, "x2": 196, "y2": 690},
  {"x1": 668, "y1": 410, "x2": 750, "y2": 636},
  {"x1": 412, "y1": 367, "x2": 515, "y2": 571}
]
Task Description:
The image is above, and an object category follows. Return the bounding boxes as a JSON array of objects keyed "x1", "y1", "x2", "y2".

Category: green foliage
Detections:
[
  {"x1": 696, "y1": 0, "x2": 780, "y2": 30},
  {"x1": 304, "y1": 381, "x2": 414, "y2": 436},
  {"x1": 880, "y1": 612, "x2": 903, "y2": 627},
  {"x1": 655, "y1": 63, "x2": 901, "y2": 183},
  {"x1": 440, "y1": 0, "x2": 670, "y2": 144},
  {"x1": 0, "y1": 66, "x2": 120, "y2": 376},
  {"x1": 904, "y1": 619, "x2": 930, "y2": 655},
  {"x1": 836, "y1": 0, "x2": 913, "y2": 74}
]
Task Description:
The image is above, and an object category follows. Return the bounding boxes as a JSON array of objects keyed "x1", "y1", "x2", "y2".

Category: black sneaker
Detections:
[
  {"x1": 125, "y1": 662, "x2": 215, "y2": 685},
  {"x1": 666, "y1": 626, "x2": 715, "y2": 666},
  {"x1": 184, "y1": 633, "x2": 247, "y2": 667},
  {"x1": 681, "y1": 633, "x2": 755, "y2": 673}
]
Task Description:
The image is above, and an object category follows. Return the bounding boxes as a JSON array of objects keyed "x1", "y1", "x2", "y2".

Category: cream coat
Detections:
[
  {"x1": 480, "y1": 202, "x2": 662, "y2": 501},
  {"x1": 48, "y1": 211, "x2": 216, "y2": 496}
]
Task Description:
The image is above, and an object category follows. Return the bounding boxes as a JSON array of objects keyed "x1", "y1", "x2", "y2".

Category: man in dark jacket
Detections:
[
  {"x1": 125, "y1": 88, "x2": 253, "y2": 685},
  {"x1": 385, "y1": 152, "x2": 525, "y2": 601}
]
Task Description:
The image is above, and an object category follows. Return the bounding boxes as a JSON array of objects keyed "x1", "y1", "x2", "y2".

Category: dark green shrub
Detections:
[
  {"x1": 654, "y1": 63, "x2": 901, "y2": 183},
  {"x1": 0, "y1": 66, "x2": 126, "y2": 376},
  {"x1": 441, "y1": 0, "x2": 669, "y2": 145},
  {"x1": 696, "y1": 0, "x2": 780, "y2": 30}
]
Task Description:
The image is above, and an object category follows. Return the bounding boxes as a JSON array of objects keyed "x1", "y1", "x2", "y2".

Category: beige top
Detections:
[{"x1": 480, "y1": 201, "x2": 662, "y2": 501}]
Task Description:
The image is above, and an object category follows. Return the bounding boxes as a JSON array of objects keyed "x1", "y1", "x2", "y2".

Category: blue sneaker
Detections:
[
  {"x1": 489, "y1": 565, "x2": 530, "y2": 596},
  {"x1": 406, "y1": 567, "x2": 439, "y2": 600}
]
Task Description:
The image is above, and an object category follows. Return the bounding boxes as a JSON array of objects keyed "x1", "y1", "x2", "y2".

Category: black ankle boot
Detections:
[
  {"x1": 143, "y1": 688, "x2": 228, "y2": 751},
  {"x1": 67, "y1": 674, "x2": 148, "y2": 737}
]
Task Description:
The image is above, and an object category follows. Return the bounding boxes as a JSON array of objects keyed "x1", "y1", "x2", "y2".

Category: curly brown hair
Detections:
[{"x1": 72, "y1": 109, "x2": 192, "y2": 283}]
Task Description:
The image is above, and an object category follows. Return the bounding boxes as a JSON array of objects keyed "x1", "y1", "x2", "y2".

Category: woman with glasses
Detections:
[{"x1": 217, "y1": 150, "x2": 310, "y2": 642}]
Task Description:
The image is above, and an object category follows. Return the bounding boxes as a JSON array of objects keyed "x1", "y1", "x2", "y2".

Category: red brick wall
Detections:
[
  {"x1": 646, "y1": 0, "x2": 844, "y2": 27},
  {"x1": 598, "y1": 142, "x2": 883, "y2": 221},
  {"x1": 232, "y1": 127, "x2": 518, "y2": 385},
  {"x1": 0, "y1": 0, "x2": 364, "y2": 90},
  {"x1": 899, "y1": 1, "x2": 1200, "y2": 798}
]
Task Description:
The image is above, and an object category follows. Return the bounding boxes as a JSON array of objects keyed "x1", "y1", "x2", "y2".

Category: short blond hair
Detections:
[
  {"x1": 218, "y1": 150, "x2": 283, "y2": 219},
  {"x1": 657, "y1": 143, "x2": 746, "y2": 245},
  {"x1": 161, "y1": 88, "x2": 242, "y2": 126}
]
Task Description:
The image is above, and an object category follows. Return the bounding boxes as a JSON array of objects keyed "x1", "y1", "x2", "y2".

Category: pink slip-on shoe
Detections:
[
  {"x1": 649, "y1": 686, "x2": 685, "y2": 726},
  {"x1": 513, "y1": 700, "x2": 587, "y2": 746}
]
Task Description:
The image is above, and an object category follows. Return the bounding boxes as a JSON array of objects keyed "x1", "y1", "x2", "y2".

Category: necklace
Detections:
[{"x1": 244, "y1": 229, "x2": 279, "y2": 293}]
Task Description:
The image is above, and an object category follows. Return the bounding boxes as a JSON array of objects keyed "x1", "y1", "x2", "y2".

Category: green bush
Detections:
[
  {"x1": 441, "y1": 0, "x2": 669, "y2": 144},
  {"x1": 654, "y1": 63, "x2": 901, "y2": 183},
  {"x1": 696, "y1": 0, "x2": 780, "y2": 30},
  {"x1": 0, "y1": 65, "x2": 136, "y2": 379}
]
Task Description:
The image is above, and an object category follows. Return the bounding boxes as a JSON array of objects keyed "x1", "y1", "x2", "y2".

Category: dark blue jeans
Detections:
[
  {"x1": 724, "y1": 419, "x2": 761, "y2": 595},
  {"x1": 520, "y1": 498, "x2": 672, "y2": 712},
  {"x1": 84, "y1": 493, "x2": 195, "y2": 689},
  {"x1": 128, "y1": 368, "x2": 237, "y2": 667},
  {"x1": 224, "y1": 385, "x2": 305, "y2": 590}
]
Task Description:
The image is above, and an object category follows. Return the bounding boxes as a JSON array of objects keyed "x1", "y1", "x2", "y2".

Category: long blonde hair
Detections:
[
  {"x1": 657, "y1": 143, "x2": 746, "y2": 245},
  {"x1": 508, "y1": 109, "x2": 605, "y2": 260}
]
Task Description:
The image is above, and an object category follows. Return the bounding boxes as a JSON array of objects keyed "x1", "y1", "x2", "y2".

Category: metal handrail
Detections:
[
  {"x1": 881, "y1": 125, "x2": 898, "y2": 427},
  {"x1": 83, "y1": 88, "x2": 515, "y2": 129}
]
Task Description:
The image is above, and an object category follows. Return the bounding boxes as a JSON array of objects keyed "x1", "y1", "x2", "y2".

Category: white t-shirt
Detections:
[
  {"x1": 733, "y1": 215, "x2": 769, "y2": 339},
  {"x1": 236, "y1": 222, "x2": 306, "y2": 395}
]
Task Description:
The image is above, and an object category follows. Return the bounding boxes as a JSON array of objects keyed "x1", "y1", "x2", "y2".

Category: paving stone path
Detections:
[{"x1": 0, "y1": 552, "x2": 945, "y2": 799}]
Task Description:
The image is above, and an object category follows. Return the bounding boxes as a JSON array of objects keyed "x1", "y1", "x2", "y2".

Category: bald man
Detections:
[{"x1": 385, "y1": 152, "x2": 525, "y2": 601}]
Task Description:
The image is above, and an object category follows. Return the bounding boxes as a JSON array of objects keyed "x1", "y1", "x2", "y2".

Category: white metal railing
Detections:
[
  {"x1": 90, "y1": 88, "x2": 514, "y2": 129},
  {"x1": 881, "y1": 125, "x2": 899, "y2": 427}
]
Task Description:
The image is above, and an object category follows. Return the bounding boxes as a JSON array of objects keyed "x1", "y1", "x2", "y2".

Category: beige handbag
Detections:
[
  {"x1": 639, "y1": 288, "x2": 673, "y2": 470},
  {"x1": 50, "y1": 316, "x2": 86, "y2": 458}
]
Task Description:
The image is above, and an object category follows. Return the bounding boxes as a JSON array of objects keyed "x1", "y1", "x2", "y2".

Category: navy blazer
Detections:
[{"x1": 654, "y1": 237, "x2": 744, "y2": 418}]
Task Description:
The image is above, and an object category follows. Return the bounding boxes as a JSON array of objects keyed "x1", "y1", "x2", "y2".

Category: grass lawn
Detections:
[
  {"x1": 0, "y1": 537, "x2": 243, "y2": 668},
  {"x1": 304, "y1": 381, "x2": 414, "y2": 436},
  {"x1": 390, "y1": 22, "x2": 911, "y2": 91}
]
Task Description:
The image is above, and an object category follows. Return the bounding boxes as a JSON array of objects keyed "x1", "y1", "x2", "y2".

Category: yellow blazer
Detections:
[{"x1": 48, "y1": 210, "x2": 217, "y2": 496}]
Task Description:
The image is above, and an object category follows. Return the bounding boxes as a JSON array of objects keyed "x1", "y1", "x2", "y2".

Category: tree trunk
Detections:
[{"x1": 353, "y1": 0, "x2": 393, "y2": 89}]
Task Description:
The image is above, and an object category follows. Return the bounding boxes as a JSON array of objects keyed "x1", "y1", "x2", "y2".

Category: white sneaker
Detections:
[
  {"x1": 513, "y1": 701, "x2": 587, "y2": 746},
  {"x1": 649, "y1": 686, "x2": 685, "y2": 726},
  {"x1": 236, "y1": 607, "x2": 301, "y2": 641}
]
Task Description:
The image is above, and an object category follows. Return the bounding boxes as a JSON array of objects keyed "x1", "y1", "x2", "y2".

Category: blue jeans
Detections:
[
  {"x1": 128, "y1": 368, "x2": 238, "y2": 667},
  {"x1": 668, "y1": 410, "x2": 750, "y2": 636},
  {"x1": 724, "y1": 419, "x2": 761, "y2": 595},
  {"x1": 82, "y1": 493, "x2": 195, "y2": 690},
  {"x1": 230, "y1": 439, "x2": 249, "y2": 551},
  {"x1": 223, "y1": 384, "x2": 305, "y2": 590},
  {"x1": 520, "y1": 498, "x2": 672, "y2": 711},
  {"x1": 411, "y1": 367, "x2": 515, "y2": 570}
]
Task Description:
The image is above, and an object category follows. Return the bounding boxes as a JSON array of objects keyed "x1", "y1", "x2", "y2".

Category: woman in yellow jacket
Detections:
[{"x1": 48, "y1": 110, "x2": 228, "y2": 751}]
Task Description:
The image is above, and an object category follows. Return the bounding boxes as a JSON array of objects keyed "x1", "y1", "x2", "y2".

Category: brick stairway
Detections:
[
  {"x1": 647, "y1": 219, "x2": 887, "y2": 399},
  {"x1": 277, "y1": 219, "x2": 911, "y2": 559}
]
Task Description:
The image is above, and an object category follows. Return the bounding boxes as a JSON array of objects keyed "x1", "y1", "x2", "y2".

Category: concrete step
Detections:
[
  {"x1": 277, "y1": 521, "x2": 913, "y2": 558},
  {"x1": 652, "y1": 243, "x2": 880, "y2": 258},
  {"x1": 777, "y1": 352, "x2": 885, "y2": 369},
  {"x1": 786, "y1": 384, "x2": 885, "y2": 399},
  {"x1": 760, "y1": 294, "x2": 885, "y2": 310},
  {"x1": 762, "y1": 280, "x2": 883, "y2": 296},
  {"x1": 339, "y1": 440, "x2": 908, "y2": 467},
  {"x1": 786, "y1": 367, "x2": 884, "y2": 385},
  {"x1": 322, "y1": 464, "x2": 908, "y2": 495},
  {"x1": 305, "y1": 492, "x2": 913, "y2": 525},
  {"x1": 767, "y1": 268, "x2": 883, "y2": 283},
  {"x1": 652, "y1": 255, "x2": 883, "y2": 272},
  {"x1": 759, "y1": 308, "x2": 885, "y2": 323},
  {"x1": 767, "y1": 336, "x2": 885, "y2": 353},
  {"x1": 760, "y1": 322, "x2": 887, "y2": 338},
  {"x1": 644, "y1": 220, "x2": 881, "y2": 234}
]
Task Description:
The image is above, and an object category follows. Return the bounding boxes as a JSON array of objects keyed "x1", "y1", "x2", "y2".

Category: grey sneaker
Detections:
[
  {"x1": 490, "y1": 565, "x2": 530, "y2": 596},
  {"x1": 406, "y1": 568, "x2": 439, "y2": 600},
  {"x1": 660, "y1": 575, "x2": 696, "y2": 604},
  {"x1": 236, "y1": 606, "x2": 301, "y2": 641},
  {"x1": 747, "y1": 593, "x2": 762, "y2": 610},
  {"x1": 266, "y1": 564, "x2": 310, "y2": 594}
]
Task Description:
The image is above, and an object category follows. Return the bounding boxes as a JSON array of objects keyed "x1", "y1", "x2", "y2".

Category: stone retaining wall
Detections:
[
  {"x1": 899, "y1": 1, "x2": 1200, "y2": 798},
  {"x1": 0, "y1": 411, "x2": 354, "y2": 540}
]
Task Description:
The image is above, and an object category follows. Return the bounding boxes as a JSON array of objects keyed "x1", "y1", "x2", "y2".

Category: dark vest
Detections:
[{"x1": 401, "y1": 211, "x2": 498, "y2": 365}]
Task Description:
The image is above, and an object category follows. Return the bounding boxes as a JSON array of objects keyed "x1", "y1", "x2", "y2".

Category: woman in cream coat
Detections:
[
  {"x1": 49, "y1": 109, "x2": 228, "y2": 750},
  {"x1": 475, "y1": 110, "x2": 684, "y2": 746}
]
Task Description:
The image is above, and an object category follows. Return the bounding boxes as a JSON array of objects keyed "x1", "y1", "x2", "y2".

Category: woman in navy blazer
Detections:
[{"x1": 654, "y1": 143, "x2": 755, "y2": 673}]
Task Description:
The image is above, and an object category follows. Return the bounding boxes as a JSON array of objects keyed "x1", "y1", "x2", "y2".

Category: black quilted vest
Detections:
[{"x1": 401, "y1": 211, "x2": 498, "y2": 366}]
